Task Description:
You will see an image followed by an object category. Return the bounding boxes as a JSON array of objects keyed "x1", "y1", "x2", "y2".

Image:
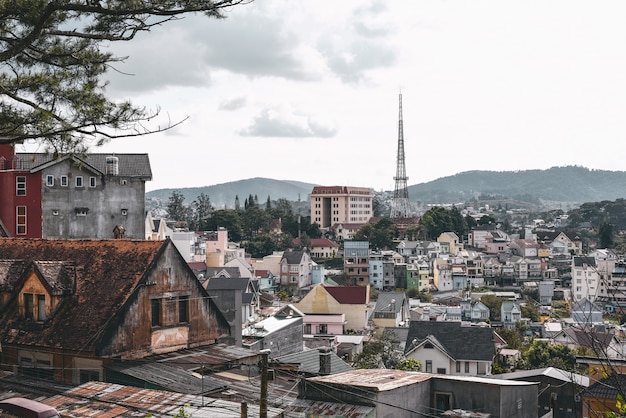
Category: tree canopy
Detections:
[{"x1": 0, "y1": 0, "x2": 249, "y2": 152}]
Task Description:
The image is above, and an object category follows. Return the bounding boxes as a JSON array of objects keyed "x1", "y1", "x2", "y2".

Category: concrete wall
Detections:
[
  {"x1": 41, "y1": 160, "x2": 146, "y2": 239},
  {"x1": 430, "y1": 377, "x2": 538, "y2": 418}
]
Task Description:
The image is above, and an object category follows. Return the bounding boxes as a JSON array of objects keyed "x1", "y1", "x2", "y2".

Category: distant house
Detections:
[
  {"x1": 295, "y1": 284, "x2": 371, "y2": 332},
  {"x1": 501, "y1": 301, "x2": 522, "y2": 329},
  {"x1": 279, "y1": 249, "x2": 312, "y2": 294},
  {"x1": 371, "y1": 291, "x2": 410, "y2": 335},
  {"x1": 0, "y1": 238, "x2": 231, "y2": 385},
  {"x1": 242, "y1": 304, "x2": 304, "y2": 358},
  {"x1": 205, "y1": 277, "x2": 260, "y2": 346},
  {"x1": 404, "y1": 321, "x2": 497, "y2": 376},
  {"x1": 438, "y1": 232, "x2": 462, "y2": 255},
  {"x1": 536, "y1": 230, "x2": 583, "y2": 255},
  {"x1": 581, "y1": 373, "x2": 626, "y2": 418},
  {"x1": 570, "y1": 297, "x2": 603, "y2": 324},
  {"x1": 293, "y1": 237, "x2": 339, "y2": 259}
]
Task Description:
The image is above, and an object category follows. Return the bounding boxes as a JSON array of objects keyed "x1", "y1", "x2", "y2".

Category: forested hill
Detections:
[
  {"x1": 408, "y1": 166, "x2": 626, "y2": 205},
  {"x1": 146, "y1": 166, "x2": 626, "y2": 208},
  {"x1": 146, "y1": 178, "x2": 316, "y2": 208}
]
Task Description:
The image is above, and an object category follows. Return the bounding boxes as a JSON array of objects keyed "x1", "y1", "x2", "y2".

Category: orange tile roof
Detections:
[{"x1": 0, "y1": 238, "x2": 164, "y2": 352}]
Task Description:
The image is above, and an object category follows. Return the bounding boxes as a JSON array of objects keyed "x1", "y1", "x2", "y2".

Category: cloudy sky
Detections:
[{"x1": 20, "y1": 1, "x2": 626, "y2": 192}]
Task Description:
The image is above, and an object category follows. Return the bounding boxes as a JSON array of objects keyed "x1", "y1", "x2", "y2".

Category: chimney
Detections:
[{"x1": 318, "y1": 347, "x2": 332, "y2": 375}]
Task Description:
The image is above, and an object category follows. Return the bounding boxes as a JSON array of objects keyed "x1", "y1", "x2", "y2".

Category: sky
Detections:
[{"x1": 18, "y1": 1, "x2": 626, "y2": 193}]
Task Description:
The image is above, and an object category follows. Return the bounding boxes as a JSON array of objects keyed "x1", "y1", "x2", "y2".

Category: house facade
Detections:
[
  {"x1": 0, "y1": 238, "x2": 231, "y2": 385},
  {"x1": 0, "y1": 144, "x2": 151, "y2": 239},
  {"x1": 295, "y1": 284, "x2": 370, "y2": 332},
  {"x1": 404, "y1": 321, "x2": 497, "y2": 376},
  {"x1": 279, "y1": 249, "x2": 312, "y2": 293}
]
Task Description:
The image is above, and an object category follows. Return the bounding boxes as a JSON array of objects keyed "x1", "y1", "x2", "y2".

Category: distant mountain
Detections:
[
  {"x1": 146, "y1": 177, "x2": 316, "y2": 208},
  {"x1": 146, "y1": 166, "x2": 626, "y2": 209},
  {"x1": 408, "y1": 166, "x2": 626, "y2": 205}
]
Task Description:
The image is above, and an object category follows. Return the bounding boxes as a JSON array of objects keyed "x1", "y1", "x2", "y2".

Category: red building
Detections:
[{"x1": 0, "y1": 144, "x2": 43, "y2": 237}]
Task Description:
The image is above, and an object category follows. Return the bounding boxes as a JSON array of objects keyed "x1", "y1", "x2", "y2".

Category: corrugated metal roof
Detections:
[
  {"x1": 45, "y1": 381, "x2": 284, "y2": 417},
  {"x1": 284, "y1": 398, "x2": 374, "y2": 417},
  {"x1": 274, "y1": 348, "x2": 353, "y2": 375}
]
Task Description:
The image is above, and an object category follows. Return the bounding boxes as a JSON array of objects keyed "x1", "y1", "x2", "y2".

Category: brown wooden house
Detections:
[{"x1": 0, "y1": 238, "x2": 231, "y2": 385}]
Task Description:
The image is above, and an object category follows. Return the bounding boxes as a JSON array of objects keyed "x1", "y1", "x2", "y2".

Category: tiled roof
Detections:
[
  {"x1": 323, "y1": 285, "x2": 368, "y2": 304},
  {"x1": 405, "y1": 321, "x2": 496, "y2": 362},
  {"x1": 0, "y1": 238, "x2": 165, "y2": 351},
  {"x1": 16, "y1": 152, "x2": 152, "y2": 179}
]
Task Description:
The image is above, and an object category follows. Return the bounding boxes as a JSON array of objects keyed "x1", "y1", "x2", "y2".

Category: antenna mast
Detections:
[{"x1": 391, "y1": 93, "x2": 411, "y2": 218}]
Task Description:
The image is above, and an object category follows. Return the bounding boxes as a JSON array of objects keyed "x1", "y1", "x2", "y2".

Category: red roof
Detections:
[{"x1": 323, "y1": 285, "x2": 368, "y2": 304}]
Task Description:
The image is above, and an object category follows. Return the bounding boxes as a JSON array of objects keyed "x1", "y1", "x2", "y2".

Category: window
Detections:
[
  {"x1": 424, "y1": 342, "x2": 434, "y2": 349},
  {"x1": 437, "y1": 368, "x2": 447, "y2": 374},
  {"x1": 75, "y1": 207, "x2": 89, "y2": 216},
  {"x1": 60, "y1": 175, "x2": 68, "y2": 187},
  {"x1": 16, "y1": 176, "x2": 26, "y2": 196},
  {"x1": 465, "y1": 361, "x2": 470, "y2": 373},
  {"x1": 178, "y1": 296, "x2": 188, "y2": 323},
  {"x1": 89, "y1": 176, "x2": 97, "y2": 187},
  {"x1": 304, "y1": 324, "x2": 312, "y2": 334},
  {"x1": 151, "y1": 298, "x2": 161, "y2": 327},
  {"x1": 456, "y1": 362, "x2": 461, "y2": 373},
  {"x1": 75, "y1": 176, "x2": 83, "y2": 187},
  {"x1": 16, "y1": 206, "x2": 26, "y2": 235},
  {"x1": 24, "y1": 293, "x2": 34, "y2": 319},
  {"x1": 37, "y1": 294, "x2": 46, "y2": 321},
  {"x1": 319, "y1": 324, "x2": 328, "y2": 334},
  {"x1": 435, "y1": 393, "x2": 451, "y2": 412},
  {"x1": 425, "y1": 360, "x2": 432, "y2": 373},
  {"x1": 46, "y1": 175, "x2": 54, "y2": 186}
]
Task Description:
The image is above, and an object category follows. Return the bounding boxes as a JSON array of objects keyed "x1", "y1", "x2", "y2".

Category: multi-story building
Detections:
[
  {"x1": 343, "y1": 240, "x2": 370, "y2": 286},
  {"x1": 309, "y1": 186, "x2": 373, "y2": 230},
  {"x1": 0, "y1": 144, "x2": 151, "y2": 239}
]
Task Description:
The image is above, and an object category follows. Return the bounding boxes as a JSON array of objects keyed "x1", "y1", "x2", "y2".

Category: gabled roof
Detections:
[
  {"x1": 282, "y1": 249, "x2": 307, "y2": 264},
  {"x1": 404, "y1": 321, "x2": 496, "y2": 362},
  {"x1": 274, "y1": 348, "x2": 353, "y2": 375},
  {"x1": 374, "y1": 292, "x2": 405, "y2": 313},
  {"x1": 323, "y1": 285, "x2": 368, "y2": 304},
  {"x1": 558, "y1": 327, "x2": 614, "y2": 350},
  {"x1": 0, "y1": 238, "x2": 166, "y2": 351},
  {"x1": 206, "y1": 277, "x2": 251, "y2": 291},
  {"x1": 205, "y1": 267, "x2": 241, "y2": 278},
  {"x1": 15, "y1": 152, "x2": 152, "y2": 179}
]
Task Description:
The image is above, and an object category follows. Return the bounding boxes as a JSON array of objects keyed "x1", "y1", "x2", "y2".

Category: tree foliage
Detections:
[
  {"x1": 354, "y1": 218, "x2": 397, "y2": 251},
  {"x1": 351, "y1": 329, "x2": 419, "y2": 370},
  {"x1": 522, "y1": 340, "x2": 576, "y2": 371},
  {"x1": 418, "y1": 206, "x2": 468, "y2": 240},
  {"x1": 0, "y1": 0, "x2": 249, "y2": 152}
]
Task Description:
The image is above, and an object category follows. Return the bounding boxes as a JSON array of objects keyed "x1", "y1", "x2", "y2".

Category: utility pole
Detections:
[{"x1": 259, "y1": 349, "x2": 270, "y2": 418}]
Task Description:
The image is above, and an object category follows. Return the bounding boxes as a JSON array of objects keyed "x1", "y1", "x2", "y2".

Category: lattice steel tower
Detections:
[{"x1": 390, "y1": 93, "x2": 411, "y2": 218}]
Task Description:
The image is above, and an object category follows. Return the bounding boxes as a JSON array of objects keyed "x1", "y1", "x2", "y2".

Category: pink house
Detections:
[{"x1": 303, "y1": 313, "x2": 346, "y2": 335}]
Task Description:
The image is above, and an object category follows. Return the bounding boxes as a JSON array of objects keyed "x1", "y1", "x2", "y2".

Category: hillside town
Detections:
[{"x1": 1, "y1": 143, "x2": 626, "y2": 418}]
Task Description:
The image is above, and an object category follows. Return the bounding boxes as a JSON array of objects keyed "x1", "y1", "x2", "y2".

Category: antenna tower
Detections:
[{"x1": 391, "y1": 93, "x2": 411, "y2": 218}]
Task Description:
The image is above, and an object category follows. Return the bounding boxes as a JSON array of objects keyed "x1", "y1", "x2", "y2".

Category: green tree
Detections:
[
  {"x1": 351, "y1": 329, "x2": 411, "y2": 370},
  {"x1": 0, "y1": 1, "x2": 249, "y2": 151},
  {"x1": 599, "y1": 221, "x2": 615, "y2": 248},
  {"x1": 354, "y1": 218, "x2": 397, "y2": 250},
  {"x1": 481, "y1": 294, "x2": 504, "y2": 321},
  {"x1": 522, "y1": 340, "x2": 576, "y2": 371},
  {"x1": 191, "y1": 193, "x2": 212, "y2": 231},
  {"x1": 167, "y1": 190, "x2": 187, "y2": 222},
  {"x1": 206, "y1": 209, "x2": 242, "y2": 241},
  {"x1": 241, "y1": 205, "x2": 271, "y2": 239}
]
